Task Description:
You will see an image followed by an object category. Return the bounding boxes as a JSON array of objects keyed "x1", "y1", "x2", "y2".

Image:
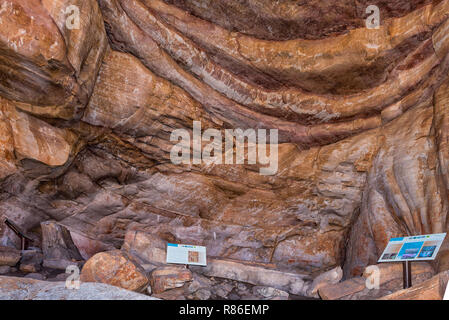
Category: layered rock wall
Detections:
[{"x1": 0, "y1": 0, "x2": 449, "y2": 280}]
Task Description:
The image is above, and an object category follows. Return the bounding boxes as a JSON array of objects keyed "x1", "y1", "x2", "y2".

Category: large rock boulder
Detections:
[
  {"x1": 41, "y1": 221, "x2": 84, "y2": 270},
  {"x1": 80, "y1": 250, "x2": 149, "y2": 292}
]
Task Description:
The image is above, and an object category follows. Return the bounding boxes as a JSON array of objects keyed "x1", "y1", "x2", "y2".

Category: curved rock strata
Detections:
[
  {"x1": 163, "y1": 0, "x2": 434, "y2": 41},
  {"x1": 0, "y1": 0, "x2": 448, "y2": 298},
  {"x1": 0, "y1": 0, "x2": 107, "y2": 120},
  {"x1": 146, "y1": 0, "x2": 449, "y2": 93}
]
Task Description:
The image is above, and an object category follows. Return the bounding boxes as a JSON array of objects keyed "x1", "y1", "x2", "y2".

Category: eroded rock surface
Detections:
[{"x1": 0, "y1": 0, "x2": 448, "y2": 300}]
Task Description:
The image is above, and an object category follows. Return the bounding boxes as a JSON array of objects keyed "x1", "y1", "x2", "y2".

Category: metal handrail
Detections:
[{"x1": 3, "y1": 218, "x2": 33, "y2": 250}]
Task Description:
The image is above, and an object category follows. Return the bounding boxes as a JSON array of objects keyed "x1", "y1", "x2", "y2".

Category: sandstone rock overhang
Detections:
[{"x1": 0, "y1": 0, "x2": 448, "y2": 297}]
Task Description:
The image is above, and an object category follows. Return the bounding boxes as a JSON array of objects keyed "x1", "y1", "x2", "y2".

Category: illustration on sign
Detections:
[
  {"x1": 166, "y1": 243, "x2": 207, "y2": 266},
  {"x1": 378, "y1": 233, "x2": 446, "y2": 263}
]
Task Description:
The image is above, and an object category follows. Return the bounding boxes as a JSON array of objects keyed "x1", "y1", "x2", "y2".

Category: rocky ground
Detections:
[
  {"x1": 0, "y1": 222, "x2": 446, "y2": 300},
  {"x1": 0, "y1": 223, "x2": 314, "y2": 300}
]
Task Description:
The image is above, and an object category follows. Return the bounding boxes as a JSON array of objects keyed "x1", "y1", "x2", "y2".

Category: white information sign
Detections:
[
  {"x1": 166, "y1": 243, "x2": 207, "y2": 266},
  {"x1": 378, "y1": 233, "x2": 446, "y2": 263}
]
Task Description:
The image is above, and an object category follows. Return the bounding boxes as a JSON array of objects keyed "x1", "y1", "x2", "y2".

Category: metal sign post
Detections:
[
  {"x1": 402, "y1": 261, "x2": 412, "y2": 289},
  {"x1": 378, "y1": 233, "x2": 446, "y2": 290},
  {"x1": 3, "y1": 218, "x2": 33, "y2": 250}
]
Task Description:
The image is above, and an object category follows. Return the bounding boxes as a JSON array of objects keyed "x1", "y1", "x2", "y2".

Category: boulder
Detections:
[
  {"x1": 149, "y1": 265, "x2": 193, "y2": 294},
  {"x1": 0, "y1": 246, "x2": 20, "y2": 267},
  {"x1": 0, "y1": 276, "x2": 157, "y2": 300},
  {"x1": 80, "y1": 250, "x2": 149, "y2": 292},
  {"x1": 41, "y1": 221, "x2": 84, "y2": 270}
]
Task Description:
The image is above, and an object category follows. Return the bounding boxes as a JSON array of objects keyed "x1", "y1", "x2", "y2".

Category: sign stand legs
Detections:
[{"x1": 403, "y1": 261, "x2": 412, "y2": 289}]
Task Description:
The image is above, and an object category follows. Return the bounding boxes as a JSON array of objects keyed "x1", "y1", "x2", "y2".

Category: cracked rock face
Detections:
[{"x1": 0, "y1": 0, "x2": 449, "y2": 283}]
